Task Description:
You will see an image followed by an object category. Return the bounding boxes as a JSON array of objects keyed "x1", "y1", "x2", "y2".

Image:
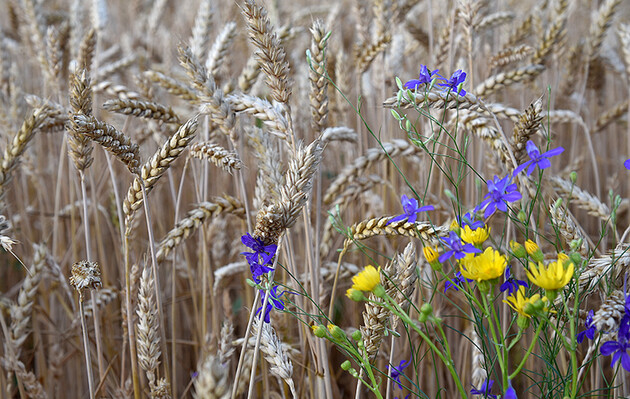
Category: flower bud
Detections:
[
  {"x1": 523, "y1": 302, "x2": 536, "y2": 316},
  {"x1": 346, "y1": 288, "x2": 365, "y2": 302},
  {"x1": 510, "y1": 241, "x2": 527, "y2": 258},
  {"x1": 312, "y1": 325, "x2": 327, "y2": 338},
  {"x1": 517, "y1": 210, "x2": 527, "y2": 223},
  {"x1": 420, "y1": 303, "x2": 433, "y2": 316},
  {"x1": 418, "y1": 312, "x2": 428, "y2": 323},
  {"x1": 569, "y1": 171, "x2": 577, "y2": 184},
  {"x1": 569, "y1": 252, "x2": 582, "y2": 267},
  {"x1": 341, "y1": 360, "x2": 352, "y2": 371},
  {"x1": 524, "y1": 239, "x2": 544, "y2": 263},
  {"x1": 372, "y1": 284, "x2": 386, "y2": 298},
  {"x1": 351, "y1": 330, "x2": 362, "y2": 341},
  {"x1": 569, "y1": 239, "x2": 583, "y2": 253},
  {"x1": 517, "y1": 315, "x2": 530, "y2": 330},
  {"x1": 545, "y1": 289, "x2": 558, "y2": 302},
  {"x1": 327, "y1": 324, "x2": 346, "y2": 341}
]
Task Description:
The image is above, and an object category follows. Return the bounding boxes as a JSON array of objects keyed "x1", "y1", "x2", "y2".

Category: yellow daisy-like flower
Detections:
[
  {"x1": 504, "y1": 286, "x2": 541, "y2": 318},
  {"x1": 350, "y1": 265, "x2": 381, "y2": 292},
  {"x1": 459, "y1": 247, "x2": 507, "y2": 282},
  {"x1": 460, "y1": 225, "x2": 490, "y2": 246},
  {"x1": 526, "y1": 256, "x2": 574, "y2": 291},
  {"x1": 423, "y1": 246, "x2": 439, "y2": 263}
]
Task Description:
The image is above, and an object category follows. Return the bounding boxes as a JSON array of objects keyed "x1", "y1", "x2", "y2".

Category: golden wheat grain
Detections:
[
  {"x1": 227, "y1": 93, "x2": 289, "y2": 140},
  {"x1": 189, "y1": 0, "x2": 213, "y2": 60},
  {"x1": 383, "y1": 89, "x2": 483, "y2": 111},
  {"x1": 321, "y1": 126, "x2": 358, "y2": 144},
  {"x1": 78, "y1": 27, "x2": 96, "y2": 71},
  {"x1": 193, "y1": 354, "x2": 231, "y2": 399},
  {"x1": 241, "y1": 0, "x2": 291, "y2": 104},
  {"x1": 123, "y1": 117, "x2": 198, "y2": 227},
  {"x1": 594, "y1": 99, "x2": 629, "y2": 133},
  {"x1": 136, "y1": 266, "x2": 163, "y2": 391},
  {"x1": 206, "y1": 22, "x2": 237, "y2": 78},
  {"x1": 355, "y1": 34, "x2": 391, "y2": 74},
  {"x1": 474, "y1": 65, "x2": 545, "y2": 98},
  {"x1": 489, "y1": 44, "x2": 534, "y2": 68},
  {"x1": 549, "y1": 176, "x2": 611, "y2": 222},
  {"x1": 93, "y1": 80, "x2": 142, "y2": 100},
  {"x1": 578, "y1": 245, "x2": 630, "y2": 293},
  {"x1": 592, "y1": 290, "x2": 625, "y2": 333},
  {"x1": 618, "y1": 24, "x2": 630, "y2": 79},
  {"x1": 156, "y1": 194, "x2": 245, "y2": 261},
  {"x1": 549, "y1": 200, "x2": 590, "y2": 257},
  {"x1": 348, "y1": 217, "x2": 449, "y2": 243},
  {"x1": 103, "y1": 98, "x2": 180, "y2": 123},
  {"x1": 308, "y1": 19, "x2": 329, "y2": 132},
  {"x1": 71, "y1": 113, "x2": 141, "y2": 174},
  {"x1": 511, "y1": 97, "x2": 543, "y2": 165},
  {"x1": 144, "y1": 70, "x2": 200, "y2": 103},
  {"x1": 586, "y1": 0, "x2": 621, "y2": 65},
  {"x1": 475, "y1": 11, "x2": 514, "y2": 32},
  {"x1": 67, "y1": 68, "x2": 94, "y2": 172},
  {"x1": 93, "y1": 54, "x2": 137, "y2": 82},
  {"x1": 530, "y1": 0, "x2": 567, "y2": 65},
  {"x1": 190, "y1": 142, "x2": 243, "y2": 173}
]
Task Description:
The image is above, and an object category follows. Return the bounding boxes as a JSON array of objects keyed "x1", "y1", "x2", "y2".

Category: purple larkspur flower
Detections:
[
  {"x1": 458, "y1": 211, "x2": 485, "y2": 230},
  {"x1": 625, "y1": 159, "x2": 630, "y2": 170},
  {"x1": 513, "y1": 141, "x2": 564, "y2": 176},
  {"x1": 475, "y1": 175, "x2": 522, "y2": 219},
  {"x1": 437, "y1": 69, "x2": 467, "y2": 96},
  {"x1": 256, "y1": 286, "x2": 287, "y2": 323},
  {"x1": 403, "y1": 65, "x2": 441, "y2": 90},
  {"x1": 445, "y1": 271, "x2": 473, "y2": 292},
  {"x1": 388, "y1": 359, "x2": 410, "y2": 390},
  {"x1": 241, "y1": 233, "x2": 277, "y2": 282},
  {"x1": 500, "y1": 265, "x2": 529, "y2": 295},
  {"x1": 387, "y1": 194, "x2": 434, "y2": 225},
  {"x1": 577, "y1": 310, "x2": 597, "y2": 344},
  {"x1": 470, "y1": 379, "x2": 498, "y2": 398},
  {"x1": 438, "y1": 231, "x2": 482, "y2": 263},
  {"x1": 504, "y1": 381, "x2": 518, "y2": 399}
]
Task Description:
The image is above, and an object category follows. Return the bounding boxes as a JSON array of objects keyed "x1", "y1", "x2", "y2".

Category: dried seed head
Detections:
[{"x1": 69, "y1": 260, "x2": 102, "y2": 300}]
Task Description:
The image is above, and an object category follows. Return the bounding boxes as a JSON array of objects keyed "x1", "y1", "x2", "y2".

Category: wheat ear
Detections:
[{"x1": 103, "y1": 98, "x2": 180, "y2": 123}]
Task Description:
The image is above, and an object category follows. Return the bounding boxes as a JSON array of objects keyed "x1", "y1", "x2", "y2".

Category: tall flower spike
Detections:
[
  {"x1": 475, "y1": 175, "x2": 522, "y2": 219},
  {"x1": 387, "y1": 194, "x2": 434, "y2": 225},
  {"x1": 513, "y1": 140, "x2": 564, "y2": 176}
]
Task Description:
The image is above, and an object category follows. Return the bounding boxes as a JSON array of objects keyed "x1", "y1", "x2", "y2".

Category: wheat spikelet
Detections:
[
  {"x1": 383, "y1": 89, "x2": 483, "y2": 111},
  {"x1": 241, "y1": 0, "x2": 291, "y2": 104},
  {"x1": 45, "y1": 24, "x2": 65, "y2": 81},
  {"x1": 93, "y1": 80, "x2": 142, "y2": 100},
  {"x1": 9, "y1": 244, "x2": 47, "y2": 352},
  {"x1": 592, "y1": 290, "x2": 625, "y2": 333},
  {"x1": 389, "y1": 242, "x2": 417, "y2": 329},
  {"x1": 22, "y1": 0, "x2": 52, "y2": 83},
  {"x1": 594, "y1": 99, "x2": 629, "y2": 133},
  {"x1": 0, "y1": 357, "x2": 47, "y2": 399},
  {"x1": 69, "y1": 260, "x2": 102, "y2": 301},
  {"x1": 530, "y1": 0, "x2": 567, "y2": 65},
  {"x1": 227, "y1": 93, "x2": 289, "y2": 140},
  {"x1": 511, "y1": 97, "x2": 543, "y2": 164},
  {"x1": 618, "y1": 24, "x2": 630, "y2": 79},
  {"x1": 249, "y1": 318, "x2": 296, "y2": 395},
  {"x1": 348, "y1": 217, "x2": 449, "y2": 244},
  {"x1": 71, "y1": 113, "x2": 141, "y2": 174},
  {"x1": 360, "y1": 289, "x2": 392, "y2": 361},
  {"x1": 235, "y1": 350, "x2": 253, "y2": 396},
  {"x1": 586, "y1": 0, "x2": 621, "y2": 65},
  {"x1": 219, "y1": 320, "x2": 235, "y2": 365},
  {"x1": 235, "y1": 55, "x2": 262, "y2": 94},
  {"x1": 549, "y1": 176, "x2": 610, "y2": 222},
  {"x1": 324, "y1": 139, "x2": 421, "y2": 205},
  {"x1": 0, "y1": 106, "x2": 60, "y2": 197},
  {"x1": 578, "y1": 245, "x2": 630, "y2": 293},
  {"x1": 247, "y1": 127, "x2": 284, "y2": 203},
  {"x1": 549, "y1": 200, "x2": 589, "y2": 256},
  {"x1": 206, "y1": 22, "x2": 237, "y2": 78},
  {"x1": 93, "y1": 54, "x2": 136, "y2": 82},
  {"x1": 144, "y1": 70, "x2": 200, "y2": 103},
  {"x1": 308, "y1": 19, "x2": 329, "y2": 132},
  {"x1": 190, "y1": 142, "x2": 243, "y2": 173},
  {"x1": 321, "y1": 126, "x2": 358, "y2": 144},
  {"x1": 474, "y1": 65, "x2": 545, "y2": 98},
  {"x1": 189, "y1": 0, "x2": 213, "y2": 60},
  {"x1": 435, "y1": 11, "x2": 456, "y2": 69},
  {"x1": 489, "y1": 44, "x2": 533, "y2": 68},
  {"x1": 123, "y1": 117, "x2": 198, "y2": 227},
  {"x1": 136, "y1": 266, "x2": 161, "y2": 387},
  {"x1": 67, "y1": 68, "x2": 94, "y2": 172},
  {"x1": 475, "y1": 11, "x2": 514, "y2": 32},
  {"x1": 193, "y1": 355, "x2": 231, "y2": 399},
  {"x1": 213, "y1": 261, "x2": 248, "y2": 294},
  {"x1": 103, "y1": 98, "x2": 180, "y2": 123},
  {"x1": 355, "y1": 34, "x2": 391, "y2": 73},
  {"x1": 78, "y1": 27, "x2": 96, "y2": 71},
  {"x1": 156, "y1": 194, "x2": 244, "y2": 261},
  {"x1": 470, "y1": 327, "x2": 486, "y2": 388}
]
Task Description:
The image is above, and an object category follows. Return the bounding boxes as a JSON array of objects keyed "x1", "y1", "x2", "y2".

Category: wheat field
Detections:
[{"x1": 1, "y1": 0, "x2": 630, "y2": 398}]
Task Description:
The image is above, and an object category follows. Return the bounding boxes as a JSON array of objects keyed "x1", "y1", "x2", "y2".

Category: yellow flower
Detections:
[
  {"x1": 524, "y1": 239, "x2": 544, "y2": 262},
  {"x1": 460, "y1": 225, "x2": 490, "y2": 245},
  {"x1": 504, "y1": 286, "x2": 541, "y2": 318},
  {"x1": 526, "y1": 256, "x2": 574, "y2": 291},
  {"x1": 423, "y1": 246, "x2": 439, "y2": 263},
  {"x1": 459, "y1": 247, "x2": 507, "y2": 282},
  {"x1": 350, "y1": 265, "x2": 381, "y2": 292}
]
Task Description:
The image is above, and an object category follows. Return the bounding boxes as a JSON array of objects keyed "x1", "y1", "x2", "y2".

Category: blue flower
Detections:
[
  {"x1": 241, "y1": 233, "x2": 277, "y2": 281},
  {"x1": 475, "y1": 175, "x2": 522, "y2": 219},
  {"x1": 499, "y1": 265, "x2": 528, "y2": 295},
  {"x1": 577, "y1": 310, "x2": 597, "y2": 344},
  {"x1": 387, "y1": 194, "x2": 434, "y2": 225},
  {"x1": 388, "y1": 359, "x2": 410, "y2": 390},
  {"x1": 438, "y1": 231, "x2": 482, "y2": 263},
  {"x1": 256, "y1": 286, "x2": 287, "y2": 323},
  {"x1": 504, "y1": 381, "x2": 518, "y2": 399},
  {"x1": 445, "y1": 271, "x2": 473, "y2": 292},
  {"x1": 437, "y1": 69, "x2": 467, "y2": 96},
  {"x1": 624, "y1": 159, "x2": 630, "y2": 170},
  {"x1": 403, "y1": 65, "x2": 441, "y2": 90},
  {"x1": 600, "y1": 322, "x2": 630, "y2": 371},
  {"x1": 470, "y1": 379, "x2": 498, "y2": 398},
  {"x1": 513, "y1": 141, "x2": 564, "y2": 176},
  {"x1": 458, "y1": 211, "x2": 484, "y2": 230}
]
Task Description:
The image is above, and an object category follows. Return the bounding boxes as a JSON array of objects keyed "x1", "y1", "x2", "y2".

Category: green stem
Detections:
[
  {"x1": 377, "y1": 294, "x2": 468, "y2": 399},
  {"x1": 509, "y1": 321, "x2": 544, "y2": 380},
  {"x1": 481, "y1": 291, "x2": 506, "y2": 384}
]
